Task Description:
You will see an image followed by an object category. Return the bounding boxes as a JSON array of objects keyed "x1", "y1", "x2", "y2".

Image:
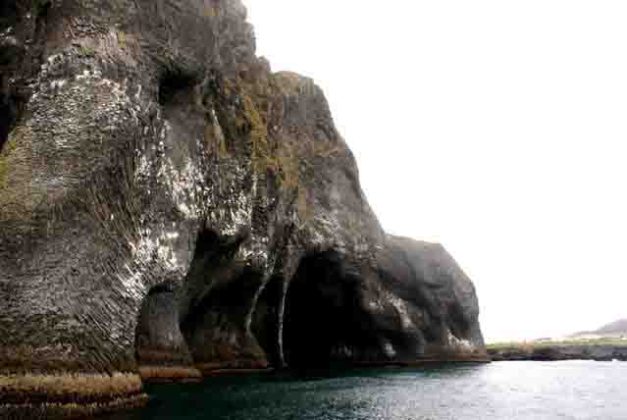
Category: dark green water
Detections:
[{"x1": 112, "y1": 361, "x2": 627, "y2": 419}]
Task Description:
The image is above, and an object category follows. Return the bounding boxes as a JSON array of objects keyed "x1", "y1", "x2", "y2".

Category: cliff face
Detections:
[{"x1": 0, "y1": 0, "x2": 485, "y2": 416}]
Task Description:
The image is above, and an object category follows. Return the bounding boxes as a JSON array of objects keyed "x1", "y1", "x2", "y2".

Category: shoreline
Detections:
[
  {"x1": 0, "y1": 372, "x2": 147, "y2": 419},
  {"x1": 1, "y1": 357, "x2": 492, "y2": 416},
  {"x1": 487, "y1": 342, "x2": 627, "y2": 362}
]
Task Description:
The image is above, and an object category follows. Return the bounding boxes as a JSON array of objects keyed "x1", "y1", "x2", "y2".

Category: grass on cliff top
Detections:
[{"x1": 487, "y1": 337, "x2": 627, "y2": 351}]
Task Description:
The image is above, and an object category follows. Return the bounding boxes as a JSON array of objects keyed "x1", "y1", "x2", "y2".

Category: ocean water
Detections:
[{"x1": 116, "y1": 361, "x2": 627, "y2": 420}]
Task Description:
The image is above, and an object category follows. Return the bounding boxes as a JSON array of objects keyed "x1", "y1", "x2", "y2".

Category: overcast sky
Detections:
[{"x1": 243, "y1": 0, "x2": 627, "y2": 342}]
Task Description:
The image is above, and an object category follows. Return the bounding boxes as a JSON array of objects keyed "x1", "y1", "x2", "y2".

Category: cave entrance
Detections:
[
  {"x1": 135, "y1": 283, "x2": 193, "y2": 370},
  {"x1": 0, "y1": 92, "x2": 15, "y2": 152},
  {"x1": 133, "y1": 229, "x2": 242, "y2": 380},
  {"x1": 158, "y1": 69, "x2": 197, "y2": 106},
  {"x1": 176, "y1": 228, "x2": 269, "y2": 373},
  {"x1": 1, "y1": 0, "x2": 28, "y2": 153},
  {"x1": 283, "y1": 251, "x2": 373, "y2": 368}
]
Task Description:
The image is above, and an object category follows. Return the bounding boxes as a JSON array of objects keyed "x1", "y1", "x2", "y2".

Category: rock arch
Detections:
[
  {"x1": 135, "y1": 283, "x2": 201, "y2": 382},
  {"x1": 282, "y1": 251, "x2": 379, "y2": 368}
]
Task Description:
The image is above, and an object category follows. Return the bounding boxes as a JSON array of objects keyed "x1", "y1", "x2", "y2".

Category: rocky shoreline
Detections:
[
  {"x1": 0, "y1": 373, "x2": 148, "y2": 419},
  {"x1": 488, "y1": 344, "x2": 627, "y2": 362}
]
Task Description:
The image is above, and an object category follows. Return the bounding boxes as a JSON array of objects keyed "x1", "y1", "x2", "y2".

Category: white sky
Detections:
[{"x1": 243, "y1": 0, "x2": 627, "y2": 343}]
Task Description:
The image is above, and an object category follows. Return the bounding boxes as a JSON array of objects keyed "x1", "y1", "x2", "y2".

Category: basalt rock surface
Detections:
[{"x1": 0, "y1": 0, "x2": 486, "y2": 416}]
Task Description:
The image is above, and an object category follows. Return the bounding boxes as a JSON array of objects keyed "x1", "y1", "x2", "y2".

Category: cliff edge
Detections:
[{"x1": 0, "y1": 0, "x2": 486, "y2": 417}]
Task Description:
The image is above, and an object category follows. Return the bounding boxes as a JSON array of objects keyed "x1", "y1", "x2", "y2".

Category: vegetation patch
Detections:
[
  {"x1": 1, "y1": 394, "x2": 148, "y2": 419},
  {"x1": 117, "y1": 30, "x2": 127, "y2": 49},
  {"x1": 487, "y1": 337, "x2": 627, "y2": 351},
  {"x1": 0, "y1": 372, "x2": 143, "y2": 400},
  {"x1": 204, "y1": 69, "x2": 344, "y2": 224},
  {"x1": 78, "y1": 44, "x2": 96, "y2": 57},
  {"x1": 138, "y1": 366, "x2": 202, "y2": 382}
]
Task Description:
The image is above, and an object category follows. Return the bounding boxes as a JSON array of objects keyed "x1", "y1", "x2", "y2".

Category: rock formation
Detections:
[{"x1": 0, "y1": 0, "x2": 486, "y2": 417}]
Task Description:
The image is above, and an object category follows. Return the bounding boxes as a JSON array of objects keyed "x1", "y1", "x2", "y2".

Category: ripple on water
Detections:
[{"x1": 105, "y1": 361, "x2": 627, "y2": 420}]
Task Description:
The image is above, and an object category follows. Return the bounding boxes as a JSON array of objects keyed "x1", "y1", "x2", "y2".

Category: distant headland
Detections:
[{"x1": 488, "y1": 319, "x2": 627, "y2": 361}]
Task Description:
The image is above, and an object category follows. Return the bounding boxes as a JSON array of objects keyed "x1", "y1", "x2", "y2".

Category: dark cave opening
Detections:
[
  {"x1": 0, "y1": 98, "x2": 11, "y2": 152},
  {"x1": 179, "y1": 228, "x2": 246, "y2": 330},
  {"x1": 0, "y1": 1, "x2": 17, "y2": 30},
  {"x1": 1, "y1": 0, "x2": 47, "y2": 153},
  {"x1": 283, "y1": 251, "x2": 375, "y2": 368},
  {"x1": 0, "y1": 84, "x2": 18, "y2": 153},
  {"x1": 181, "y1": 265, "x2": 268, "y2": 369},
  {"x1": 158, "y1": 70, "x2": 197, "y2": 105},
  {"x1": 134, "y1": 229, "x2": 247, "y2": 372},
  {"x1": 34, "y1": 0, "x2": 51, "y2": 34},
  {"x1": 175, "y1": 228, "x2": 268, "y2": 370}
]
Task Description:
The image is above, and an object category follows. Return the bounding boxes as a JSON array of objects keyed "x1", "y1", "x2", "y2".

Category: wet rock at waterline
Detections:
[{"x1": 0, "y1": 0, "x2": 486, "y2": 416}]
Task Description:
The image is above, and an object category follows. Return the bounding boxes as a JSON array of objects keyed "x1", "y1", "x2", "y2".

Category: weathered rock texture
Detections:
[{"x1": 0, "y1": 0, "x2": 486, "y2": 416}]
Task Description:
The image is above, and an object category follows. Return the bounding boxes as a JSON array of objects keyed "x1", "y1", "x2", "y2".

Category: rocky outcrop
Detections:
[{"x1": 0, "y1": 0, "x2": 486, "y2": 416}]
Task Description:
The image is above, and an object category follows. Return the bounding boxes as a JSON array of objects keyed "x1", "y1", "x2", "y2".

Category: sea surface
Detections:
[{"x1": 115, "y1": 361, "x2": 627, "y2": 419}]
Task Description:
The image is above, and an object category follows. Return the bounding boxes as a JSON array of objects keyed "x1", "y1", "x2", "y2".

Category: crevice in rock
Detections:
[
  {"x1": 0, "y1": 48, "x2": 20, "y2": 152},
  {"x1": 0, "y1": 95, "x2": 12, "y2": 152},
  {"x1": 283, "y1": 251, "x2": 378, "y2": 368},
  {"x1": 250, "y1": 274, "x2": 284, "y2": 367},
  {"x1": 34, "y1": 0, "x2": 51, "y2": 32}
]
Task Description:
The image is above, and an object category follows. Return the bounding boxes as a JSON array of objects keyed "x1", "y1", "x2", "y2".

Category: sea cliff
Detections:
[{"x1": 0, "y1": 0, "x2": 486, "y2": 417}]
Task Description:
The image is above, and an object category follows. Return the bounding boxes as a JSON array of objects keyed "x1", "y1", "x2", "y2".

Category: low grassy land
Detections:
[
  {"x1": 487, "y1": 337, "x2": 627, "y2": 361},
  {"x1": 487, "y1": 337, "x2": 627, "y2": 351},
  {"x1": 0, "y1": 372, "x2": 148, "y2": 418}
]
